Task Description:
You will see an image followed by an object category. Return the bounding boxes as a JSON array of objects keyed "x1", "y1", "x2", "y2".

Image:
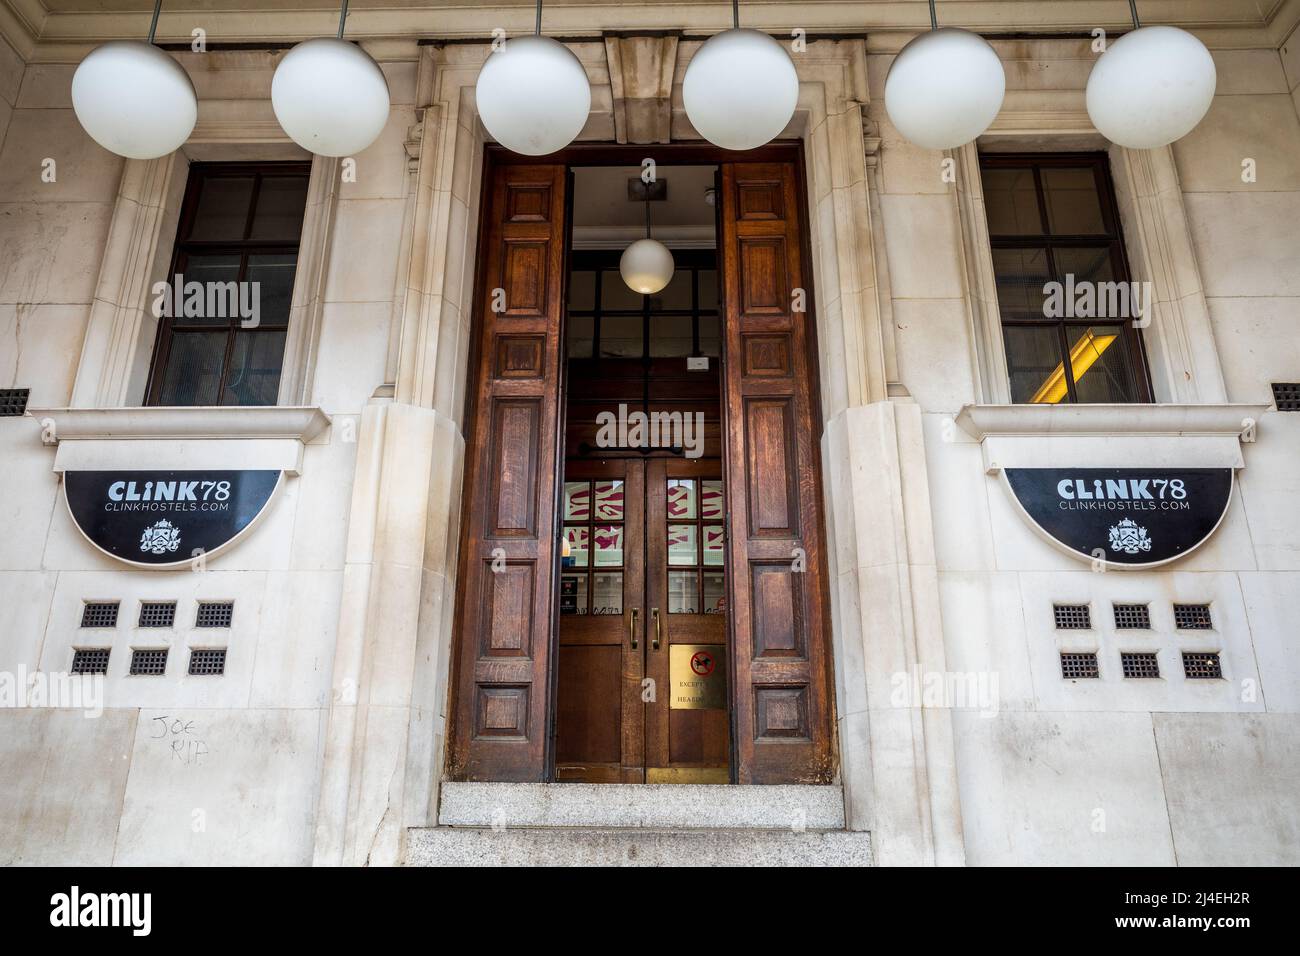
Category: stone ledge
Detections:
[
  {"x1": 405, "y1": 827, "x2": 872, "y2": 867},
  {"x1": 438, "y1": 782, "x2": 846, "y2": 830},
  {"x1": 27, "y1": 405, "x2": 332, "y2": 443},
  {"x1": 955, "y1": 403, "x2": 1269, "y2": 441}
]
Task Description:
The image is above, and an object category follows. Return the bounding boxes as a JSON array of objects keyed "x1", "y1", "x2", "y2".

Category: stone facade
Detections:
[{"x1": 1, "y1": 2, "x2": 1298, "y2": 866}]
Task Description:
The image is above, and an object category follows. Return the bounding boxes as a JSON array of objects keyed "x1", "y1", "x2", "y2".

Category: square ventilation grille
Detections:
[
  {"x1": 1060, "y1": 652, "x2": 1100, "y2": 679},
  {"x1": 1174, "y1": 603, "x2": 1213, "y2": 630},
  {"x1": 188, "y1": 648, "x2": 227, "y2": 676},
  {"x1": 1113, "y1": 603, "x2": 1151, "y2": 629},
  {"x1": 1053, "y1": 604, "x2": 1091, "y2": 630},
  {"x1": 80, "y1": 602, "x2": 119, "y2": 628},
  {"x1": 1121, "y1": 652, "x2": 1161, "y2": 679},
  {"x1": 1272, "y1": 383, "x2": 1300, "y2": 411},
  {"x1": 71, "y1": 648, "x2": 111, "y2": 674},
  {"x1": 129, "y1": 648, "x2": 168, "y2": 676},
  {"x1": 0, "y1": 388, "x2": 29, "y2": 417},
  {"x1": 195, "y1": 601, "x2": 234, "y2": 628},
  {"x1": 1182, "y1": 652, "x2": 1223, "y2": 679},
  {"x1": 138, "y1": 601, "x2": 176, "y2": 628}
]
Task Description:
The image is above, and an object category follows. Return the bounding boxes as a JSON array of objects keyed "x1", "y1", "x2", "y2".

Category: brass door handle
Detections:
[
  {"x1": 651, "y1": 607, "x2": 662, "y2": 650},
  {"x1": 629, "y1": 608, "x2": 638, "y2": 649}
]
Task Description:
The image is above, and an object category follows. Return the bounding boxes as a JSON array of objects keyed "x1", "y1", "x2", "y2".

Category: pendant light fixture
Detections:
[
  {"x1": 271, "y1": 0, "x2": 391, "y2": 157},
  {"x1": 71, "y1": 0, "x2": 197, "y2": 160},
  {"x1": 1086, "y1": 0, "x2": 1216, "y2": 150},
  {"x1": 620, "y1": 193, "x2": 675, "y2": 296},
  {"x1": 683, "y1": 0, "x2": 799, "y2": 151},
  {"x1": 475, "y1": 0, "x2": 592, "y2": 156},
  {"x1": 884, "y1": 0, "x2": 1006, "y2": 150}
]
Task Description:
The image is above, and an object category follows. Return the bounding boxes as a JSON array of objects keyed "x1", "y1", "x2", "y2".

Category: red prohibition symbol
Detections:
[{"x1": 690, "y1": 651, "x2": 716, "y2": 677}]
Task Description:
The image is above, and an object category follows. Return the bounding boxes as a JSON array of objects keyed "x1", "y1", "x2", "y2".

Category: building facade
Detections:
[{"x1": 1, "y1": 0, "x2": 1298, "y2": 866}]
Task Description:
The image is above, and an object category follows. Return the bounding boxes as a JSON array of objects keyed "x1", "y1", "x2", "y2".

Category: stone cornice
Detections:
[
  {"x1": 955, "y1": 403, "x2": 1270, "y2": 441},
  {"x1": 27, "y1": 406, "x2": 332, "y2": 444}
]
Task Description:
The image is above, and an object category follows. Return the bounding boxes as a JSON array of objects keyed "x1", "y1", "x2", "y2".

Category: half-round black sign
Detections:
[
  {"x1": 64, "y1": 470, "x2": 282, "y2": 568},
  {"x1": 1003, "y1": 468, "x2": 1234, "y2": 569}
]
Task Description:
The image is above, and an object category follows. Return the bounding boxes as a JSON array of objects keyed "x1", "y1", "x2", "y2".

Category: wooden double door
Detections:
[
  {"x1": 556, "y1": 457, "x2": 729, "y2": 783},
  {"x1": 448, "y1": 148, "x2": 835, "y2": 785}
]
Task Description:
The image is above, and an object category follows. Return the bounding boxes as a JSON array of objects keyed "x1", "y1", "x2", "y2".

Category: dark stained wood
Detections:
[
  {"x1": 720, "y1": 160, "x2": 835, "y2": 784},
  {"x1": 448, "y1": 160, "x2": 569, "y2": 781}
]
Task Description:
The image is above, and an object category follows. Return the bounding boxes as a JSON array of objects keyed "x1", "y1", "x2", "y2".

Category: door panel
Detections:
[
  {"x1": 449, "y1": 162, "x2": 568, "y2": 782},
  {"x1": 720, "y1": 160, "x2": 835, "y2": 784},
  {"x1": 555, "y1": 460, "x2": 646, "y2": 783}
]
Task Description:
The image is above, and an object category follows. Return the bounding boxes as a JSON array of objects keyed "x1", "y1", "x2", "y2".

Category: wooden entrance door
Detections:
[{"x1": 556, "y1": 457, "x2": 730, "y2": 783}]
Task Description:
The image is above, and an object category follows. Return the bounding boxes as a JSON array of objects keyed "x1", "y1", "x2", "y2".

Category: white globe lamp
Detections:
[
  {"x1": 475, "y1": 34, "x2": 591, "y2": 155},
  {"x1": 683, "y1": 28, "x2": 799, "y2": 151},
  {"x1": 1086, "y1": 25, "x2": 1216, "y2": 149},
  {"x1": 620, "y1": 238, "x2": 675, "y2": 295},
  {"x1": 72, "y1": 39, "x2": 197, "y2": 160},
  {"x1": 272, "y1": 37, "x2": 391, "y2": 157},
  {"x1": 884, "y1": 27, "x2": 1006, "y2": 150}
]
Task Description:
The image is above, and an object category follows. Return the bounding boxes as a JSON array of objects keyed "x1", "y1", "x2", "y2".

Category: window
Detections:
[
  {"x1": 146, "y1": 162, "x2": 311, "y2": 406},
  {"x1": 980, "y1": 154, "x2": 1151, "y2": 404}
]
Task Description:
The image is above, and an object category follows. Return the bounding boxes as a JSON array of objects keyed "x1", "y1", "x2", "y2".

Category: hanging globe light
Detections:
[
  {"x1": 475, "y1": 1, "x2": 591, "y2": 155},
  {"x1": 621, "y1": 193, "x2": 675, "y2": 295},
  {"x1": 271, "y1": 2, "x2": 391, "y2": 157},
  {"x1": 1086, "y1": 2, "x2": 1216, "y2": 150},
  {"x1": 884, "y1": 1, "x2": 1005, "y2": 150},
  {"x1": 682, "y1": 3, "x2": 799, "y2": 151},
  {"x1": 71, "y1": 1, "x2": 197, "y2": 160}
]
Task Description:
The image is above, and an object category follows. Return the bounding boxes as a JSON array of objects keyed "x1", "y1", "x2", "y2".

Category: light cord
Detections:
[
  {"x1": 928, "y1": 0, "x2": 938, "y2": 30},
  {"x1": 147, "y1": 0, "x2": 162, "y2": 43},
  {"x1": 337, "y1": 0, "x2": 350, "y2": 39},
  {"x1": 1128, "y1": 0, "x2": 1141, "y2": 29},
  {"x1": 536, "y1": 0, "x2": 543, "y2": 36},
  {"x1": 732, "y1": 0, "x2": 740, "y2": 30}
]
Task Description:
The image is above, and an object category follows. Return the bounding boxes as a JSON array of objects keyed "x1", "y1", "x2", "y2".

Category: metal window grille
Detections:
[
  {"x1": 1182, "y1": 652, "x2": 1223, "y2": 679},
  {"x1": 138, "y1": 601, "x2": 176, "y2": 628},
  {"x1": 1272, "y1": 383, "x2": 1300, "y2": 411},
  {"x1": 71, "y1": 648, "x2": 111, "y2": 674},
  {"x1": 1060, "y1": 652, "x2": 1100, "y2": 679},
  {"x1": 1053, "y1": 604, "x2": 1091, "y2": 629},
  {"x1": 80, "y1": 602, "x2": 119, "y2": 628},
  {"x1": 1113, "y1": 603, "x2": 1151, "y2": 629},
  {"x1": 188, "y1": 648, "x2": 227, "y2": 676},
  {"x1": 1121, "y1": 652, "x2": 1160, "y2": 679},
  {"x1": 195, "y1": 601, "x2": 234, "y2": 628},
  {"x1": 1173, "y1": 604, "x2": 1213, "y2": 630},
  {"x1": 0, "y1": 388, "x2": 29, "y2": 416},
  {"x1": 129, "y1": 648, "x2": 168, "y2": 676}
]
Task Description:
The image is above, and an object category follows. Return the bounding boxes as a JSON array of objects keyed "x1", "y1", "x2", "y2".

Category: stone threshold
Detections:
[{"x1": 437, "y1": 781, "x2": 848, "y2": 831}]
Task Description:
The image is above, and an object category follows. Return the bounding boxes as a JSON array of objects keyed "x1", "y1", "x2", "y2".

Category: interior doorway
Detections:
[
  {"x1": 448, "y1": 145, "x2": 835, "y2": 786},
  {"x1": 556, "y1": 169, "x2": 729, "y2": 782}
]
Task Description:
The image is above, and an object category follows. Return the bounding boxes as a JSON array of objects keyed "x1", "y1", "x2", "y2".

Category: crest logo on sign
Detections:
[{"x1": 139, "y1": 519, "x2": 182, "y2": 556}]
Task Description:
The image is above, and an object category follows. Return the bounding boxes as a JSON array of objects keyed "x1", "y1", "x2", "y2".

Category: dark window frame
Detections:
[
  {"x1": 981, "y1": 152, "x2": 1154, "y2": 404},
  {"x1": 145, "y1": 161, "x2": 311, "y2": 407}
]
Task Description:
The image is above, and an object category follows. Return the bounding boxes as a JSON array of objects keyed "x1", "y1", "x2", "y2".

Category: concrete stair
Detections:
[{"x1": 405, "y1": 783, "x2": 872, "y2": 866}]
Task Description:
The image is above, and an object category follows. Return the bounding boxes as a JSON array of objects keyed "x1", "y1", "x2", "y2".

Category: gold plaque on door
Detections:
[{"x1": 669, "y1": 644, "x2": 726, "y2": 710}]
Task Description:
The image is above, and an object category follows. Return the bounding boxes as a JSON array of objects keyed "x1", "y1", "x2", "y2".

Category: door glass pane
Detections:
[
  {"x1": 563, "y1": 481, "x2": 590, "y2": 520},
  {"x1": 702, "y1": 524, "x2": 725, "y2": 566},
  {"x1": 157, "y1": 331, "x2": 226, "y2": 405},
  {"x1": 697, "y1": 269, "x2": 718, "y2": 308},
  {"x1": 600, "y1": 271, "x2": 642, "y2": 310},
  {"x1": 591, "y1": 572, "x2": 623, "y2": 615},
  {"x1": 649, "y1": 314, "x2": 694, "y2": 356},
  {"x1": 1005, "y1": 324, "x2": 1068, "y2": 404},
  {"x1": 245, "y1": 253, "x2": 297, "y2": 328},
  {"x1": 569, "y1": 270, "x2": 596, "y2": 309},
  {"x1": 1041, "y1": 167, "x2": 1106, "y2": 235},
  {"x1": 980, "y1": 167, "x2": 1041, "y2": 235},
  {"x1": 668, "y1": 524, "x2": 697, "y2": 565},
  {"x1": 668, "y1": 570, "x2": 699, "y2": 614},
  {"x1": 667, "y1": 479, "x2": 697, "y2": 519},
  {"x1": 703, "y1": 573, "x2": 726, "y2": 614},
  {"x1": 599, "y1": 314, "x2": 642, "y2": 357},
  {"x1": 220, "y1": 330, "x2": 286, "y2": 406},
  {"x1": 594, "y1": 480, "x2": 625, "y2": 521},
  {"x1": 564, "y1": 526, "x2": 590, "y2": 567},
  {"x1": 567, "y1": 314, "x2": 594, "y2": 357},
  {"x1": 560, "y1": 573, "x2": 587, "y2": 615},
  {"x1": 700, "y1": 480, "x2": 724, "y2": 519},
  {"x1": 698, "y1": 314, "x2": 720, "y2": 357},
  {"x1": 1069, "y1": 326, "x2": 1136, "y2": 403},
  {"x1": 188, "y1": 176, "x2": 254, "y2": 240},
  {"x1": 648, "y1": 269, "x2": 691, "y2": 310},
  {"x1": 991, "y1": 248, "x2": 1050, "y2": 317},
  {"x1": 249, "y1": 175, "x2": 310, "y2": 240},
  {"x1": 175, "y1": 254, "x2": 243, "y2": 325},
  {"x1": 594, "y1": 525, "x2": 624, "y2": 567}
]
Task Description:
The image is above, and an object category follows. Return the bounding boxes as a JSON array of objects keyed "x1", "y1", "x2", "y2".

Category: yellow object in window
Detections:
[{"x1": 1029, "y1": 330, "x2": 1118, "y2": 404}]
